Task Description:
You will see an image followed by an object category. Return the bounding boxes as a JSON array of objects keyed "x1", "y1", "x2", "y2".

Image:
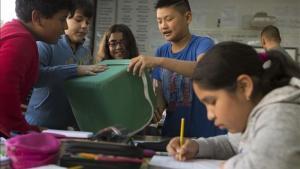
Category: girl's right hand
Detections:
[{"x1": 166, "y1": 137, "x2": 199, "y2": 161}]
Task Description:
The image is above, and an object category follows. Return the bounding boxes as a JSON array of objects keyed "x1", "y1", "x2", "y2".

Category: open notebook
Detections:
[{"x1": 149, "y1": 155, "x2": 223, "y2": 169}]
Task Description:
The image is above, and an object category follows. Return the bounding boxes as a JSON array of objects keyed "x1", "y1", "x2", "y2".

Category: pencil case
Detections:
[
  {"x1": 59, "y1": 139, "x2": 144, "y2": 169},
  {"x1": 136, "y1": 138, "x2": 171, "y2": 152}
]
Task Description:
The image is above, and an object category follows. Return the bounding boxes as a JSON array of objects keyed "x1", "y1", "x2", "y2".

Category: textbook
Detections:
[
  {"x1": 148, "y1": 155, "x2": 223, "y2": 169},
  {"x1": 42, "y1": 129, "x2": 93, "y2": 139}
]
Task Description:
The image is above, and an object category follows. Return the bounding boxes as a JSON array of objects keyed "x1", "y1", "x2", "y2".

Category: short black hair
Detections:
[
  {"x1": 155, "y1": 0, "x2": 191, "y2": 13},
  {"x1": 69, "y1": 0, "x2": 94, "y2": 19},
  {"x1": 15, "y1": 0, "x2": 73, "y2": 22},
  {"x1": 261, "y1": 25, "x2": 281, "y2": 43}
]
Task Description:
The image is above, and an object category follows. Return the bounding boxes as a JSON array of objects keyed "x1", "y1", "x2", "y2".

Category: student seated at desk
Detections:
[
  {"x1": 0, "y1": 0, "x2": 73, "y2": 138},
  {"x1": 95, "y1": 24, "x2": 139, "y2": 62},
  {"x1": 166, "y1": 42, "x2": 300, "y2": 169},
  {"x1": 25, "y1": 0, "x2": 107, "y2": 130}
]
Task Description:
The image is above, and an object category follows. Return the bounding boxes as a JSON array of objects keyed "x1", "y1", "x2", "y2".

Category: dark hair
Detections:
[
  {"x1": 155, "y1": 0, "x2": 191, "y2": 13},
  {"x1": 68, "y1": 0, "x2": 94, "y2": 19},
  {"x1": 15, "y1": 0, "x2": 73, "y2": 22},
  {"x1": 261, "y1": 25, "x2": 281, "y2": 43},
  {"x1": 103, "y1": 24, "x2": 139, "y2": 59},
  {"x1": 192, "y1": 41, "x2": 300, "y2": 99}
]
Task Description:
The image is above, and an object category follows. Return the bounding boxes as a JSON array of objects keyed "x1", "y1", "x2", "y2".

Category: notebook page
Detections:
[{"x1": 149, "y1": 155, "x2": 223, "y2": 169}]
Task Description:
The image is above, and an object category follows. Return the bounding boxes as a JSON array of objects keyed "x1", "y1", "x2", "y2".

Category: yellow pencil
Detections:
[
  {"x1": 68, "y1": 165, "x2": 83, "y2": 169},
  {"x1": 78, "y1": 152, "x2": 97, "y2": 160},
  {"x1": 180, "y1": 118, "x2": 185, "y2": 147}
]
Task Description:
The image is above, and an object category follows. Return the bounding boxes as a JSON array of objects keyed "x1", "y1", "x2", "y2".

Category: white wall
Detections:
[
  {"x1": 0, "y1": 0, "x2": 16, "y2": 26},
  {"x1": 94, "y1": 0, "x2": 300, "y2": 61}
]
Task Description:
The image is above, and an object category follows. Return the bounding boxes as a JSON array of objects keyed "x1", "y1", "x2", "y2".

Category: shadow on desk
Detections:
[{"x1": 133, "y1": 135, "x2": 171, "y2": 152}]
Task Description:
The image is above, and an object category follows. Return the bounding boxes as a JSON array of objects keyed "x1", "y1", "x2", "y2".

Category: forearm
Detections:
[
  {"x1": 35, "y1": 64, "x2": 78, "y2": 87},
  {"x1": 158, "y1": 57, "x2": 197, "y2": 77},
  {"x1": 194, "y1": 134, "x2": 237, "y2": 160}
]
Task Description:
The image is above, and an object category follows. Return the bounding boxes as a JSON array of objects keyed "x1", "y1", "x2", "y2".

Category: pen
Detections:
[
  {"x1": 77, "y1": 152, "x2": 143, "y2": 163},
  {"x1": 180, "y1": 118, "x2": 185, "y2": 147}
]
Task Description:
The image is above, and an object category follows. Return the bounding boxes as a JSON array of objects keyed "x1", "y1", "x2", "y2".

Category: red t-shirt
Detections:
[{"x1": 0, "y1": 19, "x2": 40, "y2": 137}]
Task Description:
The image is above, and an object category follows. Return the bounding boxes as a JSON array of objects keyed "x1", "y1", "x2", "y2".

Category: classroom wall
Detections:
[{"x1": 93, "y1": 0, "x2": 300, "y2": 62}]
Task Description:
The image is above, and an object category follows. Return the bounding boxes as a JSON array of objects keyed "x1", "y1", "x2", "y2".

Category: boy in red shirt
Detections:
[{"x1": 0, "y1": 0, "x2": 73, "y2": 138}]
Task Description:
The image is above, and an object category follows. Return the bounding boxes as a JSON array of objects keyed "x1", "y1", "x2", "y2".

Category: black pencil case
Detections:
[{"x1": 59, "y1": 139, "x2": 144, "y2": 169}]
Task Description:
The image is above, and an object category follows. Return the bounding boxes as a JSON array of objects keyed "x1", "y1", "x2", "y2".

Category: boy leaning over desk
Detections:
[{"x1": 0, "y1": 0, "x2": 73, "y2": 138}]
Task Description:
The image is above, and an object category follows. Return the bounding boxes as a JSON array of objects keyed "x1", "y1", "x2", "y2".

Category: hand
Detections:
[
  {"x1": 20, "y1": 104, "x2": 28, "y2": 112},
  {"x1": 166, "y1": 137, "x2": 199, "y2": 161},
  {"x1": 151, "y1": 107, "x2": 164, "y2": 123},
  {"x1": 152, "y1": 81, "x2": 166, "y2": 123},
  {"x1": 77, "y1": 64, "x2": 108, "y2": 76},
  {"x1": 127, "y1": 55, "x2": 161, "y2": 76}
]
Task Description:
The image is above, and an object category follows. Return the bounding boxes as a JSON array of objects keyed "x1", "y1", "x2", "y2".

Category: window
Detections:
[{"x1": 0, "y1": 0, "x2": 16, "y2": 26}]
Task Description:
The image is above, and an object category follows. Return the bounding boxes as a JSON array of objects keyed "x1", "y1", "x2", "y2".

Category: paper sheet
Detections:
[
  {"x1": 149, "y1": 155, "x2": 223, "y2": 169},
  {"x1": 42, "y1": 129, "x2": 93, "y2": 139}
]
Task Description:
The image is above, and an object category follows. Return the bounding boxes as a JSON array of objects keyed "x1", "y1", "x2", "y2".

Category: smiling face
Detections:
[
  {"x1": 192, "y1": 78, "x2": 255, "y2": 133},
  {"x1": 65, "y1": 9, "x2": 91, "y2": 44},
  {"x1": 107, "y1": 32, "x2": 129, "y2": 59},
  {"x1": 156, "y1": 7, "x2": 191, "y2": 42}
]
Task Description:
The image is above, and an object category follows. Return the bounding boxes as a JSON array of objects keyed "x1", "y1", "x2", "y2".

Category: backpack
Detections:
[{"x1": 5, "y1": 133, "x2": 60, "y2": 169}]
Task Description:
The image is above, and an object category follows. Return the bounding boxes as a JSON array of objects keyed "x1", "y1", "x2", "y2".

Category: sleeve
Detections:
[
  {"x1": 196, "y1": 37, "x2": 214, "y2": 56},
  {"x1": 0, "y1": 36, "x2": 39, "y2": 136},
  {"x1": 194, "y1": 133, "x2": 240, "y2": 160},
  {"x1": 34, "y1": 41, "x2": 78, "y2": 87},
  {"x1": 224, "y1": 104, "x2": 300, "y2": 169}
]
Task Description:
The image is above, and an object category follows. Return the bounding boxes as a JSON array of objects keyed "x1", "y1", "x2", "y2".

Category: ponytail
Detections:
[
  {"x1": 192, "y1": 41, "x2": 300, "y2": 99},
  {"x1": 259, "y1": 50, "x2": 300, "y2": 95}
]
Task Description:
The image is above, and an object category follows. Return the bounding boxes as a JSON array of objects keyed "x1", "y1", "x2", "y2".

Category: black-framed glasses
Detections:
[{"x1": 108, "y1": 40, "x2": 126, "y2": 48}]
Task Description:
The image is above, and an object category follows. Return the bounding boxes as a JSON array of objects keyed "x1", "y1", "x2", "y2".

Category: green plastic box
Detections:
[{"x1": 64, "y1": 59, "x2": 155, "y2": 135}]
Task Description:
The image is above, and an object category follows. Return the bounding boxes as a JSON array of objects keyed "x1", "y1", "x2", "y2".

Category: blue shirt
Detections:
[
  {"x1": 25, "y1": 35, "x2": 92, "y2": 129},
  {"x1": 152, "y1": 35, "x2": 226, "y2": 137}
]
